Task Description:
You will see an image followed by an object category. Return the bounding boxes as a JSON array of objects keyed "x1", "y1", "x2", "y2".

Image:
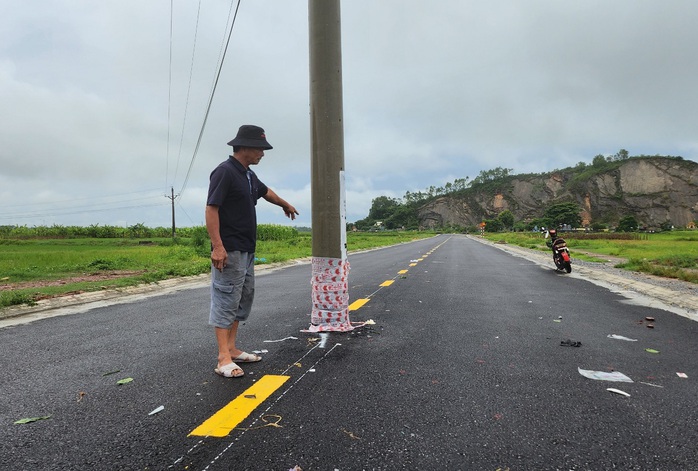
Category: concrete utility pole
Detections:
[
  {"x1": 309, "y1": 0, "x2": 346, "y2": 259},
  {"x1": 308, "y1": 0, "x2": 351, "y2": 332}
]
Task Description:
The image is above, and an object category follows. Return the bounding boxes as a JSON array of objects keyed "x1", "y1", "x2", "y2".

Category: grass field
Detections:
[
  {"x1": 3, "y1": 229, "x2": 696, "y2": 309},
  {"x1": 0, "y1": 231, "x2": 435, "y2": 308},
  {"x1": 481, "y1": 230, "x2": 698, "y2": 283}
]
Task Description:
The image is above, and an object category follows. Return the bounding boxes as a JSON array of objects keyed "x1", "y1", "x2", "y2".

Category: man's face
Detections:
[{"x1": 240, "y1": 147, "x2": 265, "y2": 166}]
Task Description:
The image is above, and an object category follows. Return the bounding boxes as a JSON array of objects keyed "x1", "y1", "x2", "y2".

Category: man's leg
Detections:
[
  {"x1": 228, "y1": 253, "x2": 255, "y2": 359},
  {"x1": 215, "y1": 322, "x2": 243, "y2": 376},
  {"x1": 225, "y1": 320, "x2": 241, "y2": 359}
]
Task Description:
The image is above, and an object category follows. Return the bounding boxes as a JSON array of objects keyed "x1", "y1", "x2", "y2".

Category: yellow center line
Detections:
[
  {"x1": 409, "y1": 263, "x2": 417, "y2": 267},
  {"x1": 189, "y1": 374, "x2": 290, "y2": 438},
  {"x1": 380, "y1": 280, "x2": 394, "y2": 287},
  {"x1": 398, "y1": 270, "x2": 408, "y2": 274},
  {"x1": 349, "y1": 298, "x2": 370, "y2": 311}
]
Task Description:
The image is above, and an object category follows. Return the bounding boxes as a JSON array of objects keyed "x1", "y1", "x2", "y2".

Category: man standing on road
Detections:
[{"x1": 205, "y1": 125, "x2": 298, "y2": 378}]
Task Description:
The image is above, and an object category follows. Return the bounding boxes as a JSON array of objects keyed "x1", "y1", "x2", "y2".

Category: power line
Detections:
[
  {"x1": 0, "y1": 188, "x2": 165, "y2": 211},
  {"x1": 178, "y1": 0, "x2": 242, "y2": 197},
  {"x1": 165, "y1": 0, "x2": 174, "y2": 192},
  {"x1": 0, "y1": 201, "x2": 170, "y2": 221},
  {"x1": 0, "y1": 190, "x2": 168, "y2": 221},
  {"x1": 173, "y1": 0, "x2": 204, "y2": 186}
]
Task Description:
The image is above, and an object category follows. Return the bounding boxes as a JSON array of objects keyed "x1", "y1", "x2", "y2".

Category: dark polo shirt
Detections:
[{"x1": 207, "y1": 156, "x2": 268, "y2": 253}]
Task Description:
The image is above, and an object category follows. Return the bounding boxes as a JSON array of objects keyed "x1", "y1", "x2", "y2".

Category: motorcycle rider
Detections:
[{"x1": 544, "y1": 227, "x2": 559, "y2": 249}]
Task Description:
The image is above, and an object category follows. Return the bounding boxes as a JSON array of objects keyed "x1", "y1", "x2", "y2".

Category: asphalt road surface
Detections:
[{"x1": 2, "y1": 234, "x2": 697, "y2": 471}]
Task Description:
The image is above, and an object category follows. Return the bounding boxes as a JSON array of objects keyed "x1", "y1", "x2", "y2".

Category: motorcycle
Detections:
[{"x1": 550, "y1": 236, "x2": 572, "y2": 273}]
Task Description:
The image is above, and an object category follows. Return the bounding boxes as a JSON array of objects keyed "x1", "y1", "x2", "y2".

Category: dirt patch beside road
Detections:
[{"x1": 0, "y1": 271, "x2": 147, "y2": 292}]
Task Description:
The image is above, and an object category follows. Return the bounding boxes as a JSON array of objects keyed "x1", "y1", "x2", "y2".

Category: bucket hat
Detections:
[{"x1": 227, "y1": 125, "x2": 273, "y2": 149}]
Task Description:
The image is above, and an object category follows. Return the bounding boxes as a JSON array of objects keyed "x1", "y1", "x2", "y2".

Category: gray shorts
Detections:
[{"x1": 209, "y1": 251, "x2": 255, "y2": 328}]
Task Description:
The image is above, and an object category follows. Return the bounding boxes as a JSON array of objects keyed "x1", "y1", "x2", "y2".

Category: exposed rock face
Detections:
[{"x1": 418, "y1": 157, "x2": 698, "y2": 228}]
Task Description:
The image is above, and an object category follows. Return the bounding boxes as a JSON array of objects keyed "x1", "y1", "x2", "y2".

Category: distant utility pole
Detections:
[
  {"x1": 308, "y1": 0, "x2": 352, "y2": 332},
  {"x1": 166, "y1": 187, "x2": 178, "y2": 238}
]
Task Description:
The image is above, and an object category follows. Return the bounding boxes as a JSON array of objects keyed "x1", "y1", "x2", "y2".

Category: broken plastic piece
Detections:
[
  {"x1": 677, "y1": 372, "x2": 688, "y2": 378},
  {"x1": 607, "y1": 388, "x2": 631, "y2": 397},
  {"x1": 607, "y1": 334, "x2": 637, "y2": 341},
  {"x1": 578, "y1": 367, "x2": 633, "y2": 382},
  {"x1": 645, "y1": 348, "x2": 660, "y2": 354},
  {"x1": 639, "y1": 382, "x2": 664, "y2": 388},
  {"x1": 263, "y1": 336, "x2": 298, "y2": 343},
  {"x1": 148, "y1": 406, "x2": 164, "y2": 416}
]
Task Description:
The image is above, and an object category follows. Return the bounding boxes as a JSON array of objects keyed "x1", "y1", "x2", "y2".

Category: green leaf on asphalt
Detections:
[
  {"x1": 645, "y1": 348, "x2": 660, "y2": 354},
  {"x1": 116, "y1": 377, "x2": 134, "y2": 385},
  {"x1": 14, "y1": 415, "x2": 51, "y2": 424}
]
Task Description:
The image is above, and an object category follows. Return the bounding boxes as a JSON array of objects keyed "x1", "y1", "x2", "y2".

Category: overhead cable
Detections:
[{"x1": 178, "y1": 0, "x2": 241, "y2": 197}]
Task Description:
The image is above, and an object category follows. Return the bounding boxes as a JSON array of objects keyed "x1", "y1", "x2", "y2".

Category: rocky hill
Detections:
[{"x1": 418, "y1": 157, "x2": 698, "y2": 229}]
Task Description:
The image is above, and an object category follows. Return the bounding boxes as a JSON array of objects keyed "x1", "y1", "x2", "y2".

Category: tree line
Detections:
[{"x1": 350, "y1": 152, "x2": 685, "y2": 232}]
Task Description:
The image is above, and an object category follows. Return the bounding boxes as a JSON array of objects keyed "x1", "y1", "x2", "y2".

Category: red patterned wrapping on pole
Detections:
[{"x1": 305, "y1": 256, "x2": 353, "y2": 332}]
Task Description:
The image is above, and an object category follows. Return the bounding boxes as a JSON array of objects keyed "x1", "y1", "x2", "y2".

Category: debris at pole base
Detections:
[{"x1": 305, "y1": 257, "x2": 353, "y2": 332}]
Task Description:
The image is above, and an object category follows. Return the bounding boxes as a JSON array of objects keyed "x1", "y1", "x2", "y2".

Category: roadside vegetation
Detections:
[
  {"x1": 482, "y1": 230, "x2": 698, "y2": 284},
  {"x1": 0, "y1": 225, "x2": 434, "y2": 308}
]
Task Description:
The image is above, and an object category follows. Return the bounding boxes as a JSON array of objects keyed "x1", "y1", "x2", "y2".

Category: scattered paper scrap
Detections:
[
  {"x1": 14, "y1": 415, "x2": 51, "y2": 424},
  {"x1": 607, "y1": 388, "x2": 631, "y2": 397},
  {"x1": 677, "y1": 372, "x2": 688, "y2": 378},
  {"x1": 645, "y1": 348, "x2": 660, "y2": 354},
  {"x1": 288, "y1": 466, "x2": 302, "y2": 471},
  {"x1": 578, "y1": 367, "x2": 633, "y2": 382},
  {"x1": 117, "y1": 378, "x2": 134, "y2": 385},
  {"x1": 148, "y1": 405, "x2": 164, "y2": 416},
  {"x1": 607, "y1": 334, "x2": 637, "y2": 341}
]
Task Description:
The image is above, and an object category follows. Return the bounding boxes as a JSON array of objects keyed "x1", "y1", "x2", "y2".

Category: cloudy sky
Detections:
[{"x1": 2, "y1": 0, "x2": 697, "y2": 229}]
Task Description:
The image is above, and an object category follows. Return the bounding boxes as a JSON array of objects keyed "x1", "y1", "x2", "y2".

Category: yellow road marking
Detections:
[
  {"x1": 349, "y1": 298, "x2": 370, "y2": 311},
  {"x1": 380, "y1": 280, "x2": 394, "y2": 287},
  {"x1": 189, "y1": 375, "x2": 290, "y2": 437},
  {"x1": 409, "y1": 263, "x2": 417, "y2": 267},
  {"x1": 398, "y1": 270, "x2": 408, "y2": 274}
]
